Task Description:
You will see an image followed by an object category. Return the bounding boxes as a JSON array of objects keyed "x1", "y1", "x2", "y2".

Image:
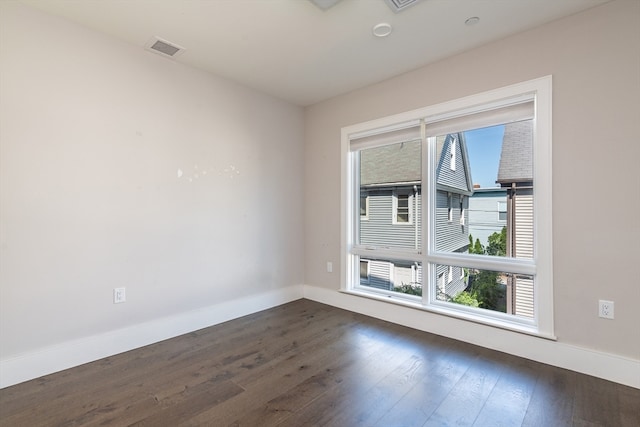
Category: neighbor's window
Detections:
[
  {"x1": 393, "y1": 190, "x2": 413, "y2": 224},
  {"x1": 359, "y1": 260, "x2": 370, "y2": 283},
  {"x1": 360, "y1": 194, "x2": 369, "y2": 219},
  {"x1": 342, "y1": 77, "x2": 553, "y2": 338},
  {"x1": 498, "y1": 201, "x2": 507, "y2": 221}
]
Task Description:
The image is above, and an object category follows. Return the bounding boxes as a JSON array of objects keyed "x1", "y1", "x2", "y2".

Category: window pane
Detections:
[
  {"x1": 436, "y1": 121, "x2": 533, "y2": 259},
  {"x1": 359, "y1": 260, "x2": 369, "y2": 281},
  {"x1": 358, "y1": 140, "x2": 421, "y2": 250},
  {"x1": 435, "y1": 264, "x2": 534, "y2": 319},
  {"x1": 360, "y1": 195, "x2": 368, "y2": 217},
  {"x1": 358, "y1": 257, "x2": 422, "y2": 297}
]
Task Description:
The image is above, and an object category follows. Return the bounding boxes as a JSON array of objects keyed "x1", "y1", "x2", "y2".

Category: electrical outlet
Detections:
[
  {"x1": 326, "y1": 262, "x2": 333, "y2": 273},
  {"x1": 114, "y1": 287, "x2": 126, "y2": 304},
  {"x1": 599, "y1": 300, "x2": 614, "y2": 319}
]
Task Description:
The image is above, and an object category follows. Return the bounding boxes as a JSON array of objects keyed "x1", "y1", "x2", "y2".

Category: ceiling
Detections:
[{"x1": 21, "y1": 0, "x2": 610, "y2": 106}]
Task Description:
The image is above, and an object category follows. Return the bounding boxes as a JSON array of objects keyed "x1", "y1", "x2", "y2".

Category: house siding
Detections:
[
  {"x1": 436, "y1": 264, "x2": 466, "y2": 298},
  {"x1": 512, "y1": 190, "x2": 534, "y2": 317},
  {"x1": 435, "y1": 191, "x2": 469, "y2": 253},
  {"x1": 514, "y1": 275, "x2": 534, "y2": 318},
  {"x1": 436, "y1": 135, "x2": 471, "y2": 192},
  {"x1": 468, "y1": 189, "x2": 508, "y2": 247},
  {"x1": 513, "y1": 192, "x2": 534, "y2": 259},
  {"x1": 360, "y1": 188, "x2": 421, "y2": 250}
]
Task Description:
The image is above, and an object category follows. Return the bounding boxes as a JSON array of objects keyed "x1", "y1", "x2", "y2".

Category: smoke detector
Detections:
[{"x1": 144, "y1": 37, "x2": 185, "y2": 58}]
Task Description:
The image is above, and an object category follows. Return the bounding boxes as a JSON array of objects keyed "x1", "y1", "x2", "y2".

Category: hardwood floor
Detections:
[{"x1": 1, "y1": 299, "x2": 638, "y2": 426}]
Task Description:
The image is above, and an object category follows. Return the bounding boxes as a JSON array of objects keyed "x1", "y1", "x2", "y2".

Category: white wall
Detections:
[
  {"x1": 304, "y1": 0, "x2": 640, "y2": 384},
  {"x1": 0, "y1": 2, "x2": 304, "y2": 380}
]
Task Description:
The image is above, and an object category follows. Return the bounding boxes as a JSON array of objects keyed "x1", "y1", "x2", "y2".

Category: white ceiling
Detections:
[{"x1": 21, "y1": 0, "x2": 610, "y2": 106}]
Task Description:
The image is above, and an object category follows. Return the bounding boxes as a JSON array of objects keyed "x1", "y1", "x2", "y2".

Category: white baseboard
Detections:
[
  {"x1": 0, "y1": 285, "x2": 303, "y2": 389},
  {"x1": 302, "y1": 284, "x2": 640, "y2": 389}
]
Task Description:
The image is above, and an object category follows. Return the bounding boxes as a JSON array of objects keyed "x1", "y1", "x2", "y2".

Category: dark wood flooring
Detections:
[{"x1": 1, "y1": 299, "x2": 638, "y2": 426}]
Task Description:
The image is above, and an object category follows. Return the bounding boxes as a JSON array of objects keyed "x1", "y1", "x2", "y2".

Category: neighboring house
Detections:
[
  {"x1": 359, "y1": 133, "x2": 473, "y2": 299},
  {"x1": 497, "y1": 120, "x2": 534, "y2": 318},
  {"x1": 468, "y1": 187, "x2": 508, "y2": 248}
]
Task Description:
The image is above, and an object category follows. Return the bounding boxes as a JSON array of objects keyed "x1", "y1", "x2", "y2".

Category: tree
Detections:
[
  {"x1": 468, "y1": 234, "x2": 485, "y2": 255},
  {"x1": 486, "y1": 226, "x2": 507, "y2": 257},
  {"x1": 452, "y1": 291, "x2": 479, "y2": 307},
  {"x1": 469, "y1": 270, "x2": 504, "y2": 311}
]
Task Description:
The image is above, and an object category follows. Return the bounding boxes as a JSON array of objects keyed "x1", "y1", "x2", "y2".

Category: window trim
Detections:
[
  {"x1": 392, "y1": 189, "x2": 414, "y2": 225},
  {"x1": 360, "y1": 193, "x2": 369, "y2": 220},
  {"x1": 341, "y1": 76, "x2": 554, "y2": 339}
]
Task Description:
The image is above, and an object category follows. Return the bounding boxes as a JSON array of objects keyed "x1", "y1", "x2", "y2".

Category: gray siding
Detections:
[
  {"x1": 436, "y1": 134, "x2": 471, "y2": 193},
  {"x1": 468, "y1": 189, "x2": 507, "y2": 247},
  {"x1": 435, "y1": 190, "x2": 469, "y2": 253},
  {"x1": 514, "y1": 192, "x2": 533, "y2": 259},
  {"x1": 435, "y1": 264, "x2": 467, "y2": 299},
  {"x1": 360, "y1": 188, "x2": 421, "y2": 250},
  {"x1": 514, "y1": 275, "x2": 534, "y2": 318},
  {"x1": 513, "y1": 192, "x2": 533, "y2": 318}
]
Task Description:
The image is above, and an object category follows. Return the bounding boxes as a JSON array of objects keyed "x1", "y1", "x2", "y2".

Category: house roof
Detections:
[
  {"x1": 497, "y1": 120, "x2": 533, "y2": 184},
  {"x1": 360, "y1": 139, "x2": 421, "y2": 186}
]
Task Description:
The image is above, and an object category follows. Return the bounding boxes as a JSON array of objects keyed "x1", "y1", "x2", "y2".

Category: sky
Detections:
[{"x1": 463, "y1": 124, "x2": 504, "y2": 188}]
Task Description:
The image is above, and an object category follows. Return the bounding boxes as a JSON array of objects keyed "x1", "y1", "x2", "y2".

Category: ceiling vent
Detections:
[
  {"x1": 145, "y1": 37, "x2": 185, "y2": 58},
  {"x1": 384, "y1": 0, "x2": 422, "y2": 13}
]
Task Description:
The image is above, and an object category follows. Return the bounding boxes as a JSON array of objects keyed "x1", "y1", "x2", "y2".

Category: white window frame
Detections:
[
  {"x1": 341, "y1": 76, "x2": 554, "y2": 339},
  {"x1": 392, "y1": 189, "x2": 414, "y2": 224}
]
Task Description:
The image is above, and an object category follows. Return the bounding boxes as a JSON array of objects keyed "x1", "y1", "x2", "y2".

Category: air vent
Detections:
[
  {"x1": 144, "y1": 37, "x2": 185, "y2": 58},
  {"x1": 384, "y1": 0, "x2": 422, "y2": 13}
]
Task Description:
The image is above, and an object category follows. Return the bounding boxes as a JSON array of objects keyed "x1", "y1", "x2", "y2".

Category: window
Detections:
[
  {"x1": 498, "y1": 201, "x2": 507, "y2": 221},
  {"x1": 342, "y1": 77, "x2": 553, "y2": 338},
  {"x1": 360, "y1": 194, "x2": 369, "y2": 219},
  {"x1": 359, "y1": 260, "x2": 370, "y2": 283},
  {"x1": 393, "y1": 190, "x2": 413, "y2": 224}
]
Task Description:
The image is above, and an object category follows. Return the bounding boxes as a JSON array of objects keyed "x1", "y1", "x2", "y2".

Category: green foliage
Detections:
[
  {"x1": 486, "y1": 226, "x2": 507, "y2": 257},
  {"x1": 468, "y1": 270, "x2": 506, "y2": 312},
  {"x1": 393, "y1": 283, "x2": 422, "y2": 296},
  {"x1": 468, "y1": 234, "x2": 486, "y2": 255},
  {"x1": 452, "y1": 291, "x2": 479, "y2": 307}
]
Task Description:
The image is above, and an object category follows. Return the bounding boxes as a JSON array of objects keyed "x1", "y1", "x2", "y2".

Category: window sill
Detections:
[{"x1": 341, "y1": 288, "x2": 557, "y2": 341}]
